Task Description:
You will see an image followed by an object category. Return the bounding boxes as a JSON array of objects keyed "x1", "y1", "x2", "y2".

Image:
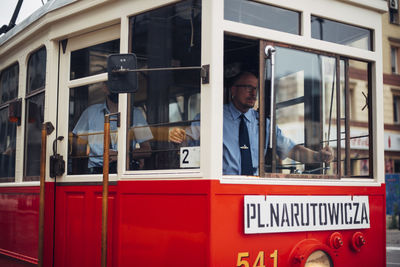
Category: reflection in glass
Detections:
[
  {"x1": 311, "y1": 16, "x2": 372, "y2": 51},
  {"x1": 27, "y1": 46, "x2": 46, "y2": 93},
  {"x1": 0, "y1": 108, "x2": 16, "y2": 181},
  {"x1": 24, "y1": 93, "x2": 45, "y2": 180},
  {"x1": 0, "y1": 63, "x2": 19, "y2": 104},
  {"x1": 128, "y1": 0, "x2": 201, "y2": 171},
  {"x1": 224, "y1": 0, "x2": 300, "y2": 35},
  {"x1": 128, "y1": 69, "x2": 200, "y2": 170},
  {"x1": 70, "y1": 39, "x2": 120, "y2": 80},
  {"x1": 346, "y1": 60, "x2": 370, "y2": 177},
  {"x1": 269, "y1": 47, "x2": 337, "y2": 175}
]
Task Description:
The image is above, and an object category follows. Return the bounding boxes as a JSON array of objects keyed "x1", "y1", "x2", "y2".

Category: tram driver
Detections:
[
  {"x1": 169, "y1": 71, "x2": 333, "y2": 175},
  {"x1": 71, "y1": 82, "x2": 153, "y2": 174}
]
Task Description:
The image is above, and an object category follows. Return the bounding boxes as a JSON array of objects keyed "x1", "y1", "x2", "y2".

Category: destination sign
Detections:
[{"x1": 244, "y1": 195, "x2": 370, "y2": 234}]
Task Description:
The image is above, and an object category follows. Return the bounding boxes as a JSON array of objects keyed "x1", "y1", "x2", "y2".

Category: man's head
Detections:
[
  {"x1": 100, "y1": 82, "x2": 118, "y2": 103},
  {"x1": 230, "y1": 72, "x2": 258, "y2": 113}
]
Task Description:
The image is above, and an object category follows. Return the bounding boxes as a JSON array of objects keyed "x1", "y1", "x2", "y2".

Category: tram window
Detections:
[
  {"x1": 127, "y1": 0, "x2": 201, "y2": 171},
  {"x1": 223, "y1": 35, "x2": 372, "y2": 178},
  {"x1": 224, "y1": 0, "x2": 300, "y2": 35},
  {"x1": 265, "y1": 47, "x2": 338, "y2": 176},
  {"x1": 23, "y1": 47, "x2": 47, "y2": 181},
  {"x1": 24, "y1": 93, "x2": 45, "y2": 180},
  {"x1": 70, "y1": 39, "x2": 120, "y2": 80},
  {"x1": 0, "y1": 63, "x2": 19, "y2": 182},
  {"x1": 68, "y1": 82, "x2": 120, "y2": 175},
  {"x1": 344, "y1": 59, "x2": 371, "y2": 177},
  {"x1": 26, "y1": 46, "x2": 46, "y2": 93},
  {"x1": 0, "y1": 63, "x2": 19, "y2": 105},
  {"x1": 311, "y1": 16, "x2": 372, "y2": 51},
  {"x1": 0, "y1": 109, "x2": 16, "y2": 182}
]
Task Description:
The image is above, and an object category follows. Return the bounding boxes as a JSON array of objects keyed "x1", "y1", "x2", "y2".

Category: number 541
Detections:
[{"x1": 237, "y1": 250, "x2": 278, "y2": 267}]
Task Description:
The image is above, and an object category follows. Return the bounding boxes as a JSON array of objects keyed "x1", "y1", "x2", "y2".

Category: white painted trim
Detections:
[
  {"x1": 221, "y1": 176, "x2": 384, "y2": 187},
  {"x1": 0, "y1": 181, "x2": 41, "y2": 187}
]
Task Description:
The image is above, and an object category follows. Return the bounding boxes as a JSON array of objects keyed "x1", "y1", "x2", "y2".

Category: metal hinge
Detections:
[{"x1": 201, "y1": 64, "x2": 210, "y2": 84}]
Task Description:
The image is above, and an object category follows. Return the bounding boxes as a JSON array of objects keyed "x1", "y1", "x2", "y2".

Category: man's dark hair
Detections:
[{"x1": 226, "y1": 71, "x2": 258, "y2": 89}]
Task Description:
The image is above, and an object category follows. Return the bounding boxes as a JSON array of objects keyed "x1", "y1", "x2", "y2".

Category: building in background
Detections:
[{"x1": 383, "y1": 0, "x2": 400, "y2": 174}]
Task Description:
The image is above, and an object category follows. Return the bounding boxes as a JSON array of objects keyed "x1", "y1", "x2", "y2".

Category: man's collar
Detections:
[
  {"x1": 229, "y1": 102, "x2": 252, "y2": 121},
  {"x1": 101, "y1": 101, "x2": 110, "y2": 114}
]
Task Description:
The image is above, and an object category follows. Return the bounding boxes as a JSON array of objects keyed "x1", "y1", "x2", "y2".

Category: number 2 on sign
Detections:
[{"x1": 236, "y1": 250, "x2": 278, "y2": 267}]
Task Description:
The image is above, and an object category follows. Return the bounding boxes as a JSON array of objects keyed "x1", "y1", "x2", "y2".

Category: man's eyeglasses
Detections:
[{"x1": 234, "y1": 84, "x2": 258, "y2": 92}]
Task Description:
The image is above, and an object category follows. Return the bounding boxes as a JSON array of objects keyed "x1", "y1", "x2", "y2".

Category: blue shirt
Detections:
[
  {"x1": 186, "y1": 102, "x2": 296, "y2": 175},
  {"x1": 72, "y1": 102, "x2": 152, "y2": 168},
  {"x1": 223, "y1": 102, "x2": 295, "y2": 175}
]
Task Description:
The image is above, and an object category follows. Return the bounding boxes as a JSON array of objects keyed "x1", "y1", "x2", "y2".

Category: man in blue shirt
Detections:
[
  {"x1": 72, "y1": 83, "x2": 153, "y2": 173},
  {"x1": 169, "y1": 72, "x2": 333, "y2": 175}
]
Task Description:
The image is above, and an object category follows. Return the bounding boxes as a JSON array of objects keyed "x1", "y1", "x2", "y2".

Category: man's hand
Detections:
[
  {"x1": 169, "y1": 128, "x2": 186, "y2": 144},
  {"x1": 319, "y1": 146, "x2": 334, "y2": 163}
]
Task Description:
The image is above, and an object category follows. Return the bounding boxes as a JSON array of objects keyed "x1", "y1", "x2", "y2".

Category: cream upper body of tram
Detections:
[{"x1": 0, "y1": 0, "x2": 388, "y2": 267}]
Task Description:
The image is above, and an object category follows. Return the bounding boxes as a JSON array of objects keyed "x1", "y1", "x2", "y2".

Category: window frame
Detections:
[
  {"x1": 23, "y1": 46, "x2": 47, "y2": 181},
  {"x1": 122, "y1": 0, "x2": 203, "y2": 175},
  {"x1": 258, "y1": 40, "x2": 373, "y2": 179}
]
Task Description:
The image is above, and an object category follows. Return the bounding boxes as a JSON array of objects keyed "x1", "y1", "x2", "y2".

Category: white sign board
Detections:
[
  {"x1": 244, "y1": 195, "x2": 370, "y2": 234},
  {"x1": 180, "y1": 146, "x2": 200, "y2": 168}
]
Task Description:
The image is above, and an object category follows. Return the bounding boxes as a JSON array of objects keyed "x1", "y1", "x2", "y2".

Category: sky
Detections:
[{"x1": 1, "y1": 0, "x2": 44, "y2": 28}]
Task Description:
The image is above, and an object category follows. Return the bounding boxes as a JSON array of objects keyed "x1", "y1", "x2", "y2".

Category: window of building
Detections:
[
  {"x1": 394, "y1": 159, "x2": 400, "y2": 173},
  {"x1": 311, "y1": 16, "x2": 372, "y2": 51},
  {"x1": 24, "y1": 47, "x2": 46, "y2": 181},
  {"x1": 392, "y1": 46, "x2": 399, "y2": 74},
  {"x1": 389, "y1": 0, "x2": 399, "y2": 24},
  {"x1": 126, "y1": 0, "x2": 202, "y2": 171},
  {"x1": 68, "y1": 40, "x2": 120, "y2": 175},
  {"x1": 224, "y1": 0, "x2": 300, "y2": 35},
  {"x1": 394, "y1": 94, "x2": 400, "y2": 123},
  {"x1": 0, "y1": 62, "x2": 19, "y2": 182}
]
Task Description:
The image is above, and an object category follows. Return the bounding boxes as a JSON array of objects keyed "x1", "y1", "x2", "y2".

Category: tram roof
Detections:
[{"x1": 0, "y1": 0, "x2": 76, "y2": 46}]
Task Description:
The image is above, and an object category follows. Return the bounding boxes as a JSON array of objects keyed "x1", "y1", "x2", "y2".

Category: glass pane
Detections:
[
  {"x1": 68, "y1": 82, "x2": 118, "y2": 175},
  {"x1": 24, "y1": 93, "x2": 45, "y2": 180},
  {"x1": 346, "y1": 59, "x2": 370, "y2": 177},
  {"x1": 27, "y1": 47, "x2": 46, "y2": 93},
  {"x1": 130, "y1": 0, "x2": 201, "y2": 69},
  {"x1": 0, "y1": 63, "x2": 19, "y2": 104},
  {"x1": 224, "y1": 0, "x2": 300, "y2": 35},
  {"x1": 0, "y1": 108, "x2": 16, "y2": 181},
  {"x1": 127, "y1": 69, "x2": 200, "y2": 170},
  {"x1": 70, "y1": 39, "x2": 120, "y2": 80},
  {"x1": 311, "y1": 16, "x2": 372, "y2": 51},
  {"x1": 127, "y1": 0, "x2": 202, "y2": 171},
  {"x1": 269, "y1": 47, "x2": 336, "y2": 176}
]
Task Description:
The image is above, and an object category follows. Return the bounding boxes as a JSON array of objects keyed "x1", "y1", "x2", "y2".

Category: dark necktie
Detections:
[{"x1": 239, "y1": 114, "x2": 253, "y2": 175}]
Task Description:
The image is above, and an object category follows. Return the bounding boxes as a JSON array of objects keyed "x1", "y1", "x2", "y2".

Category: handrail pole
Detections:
[
  {"x1": 38, "y1": 123, "x2": 47, "y2": 267},
  {"x1": 101, "y1": 114, "x2": 110, "y2": 267},
  {"x1": 259, "y1": 40, "x2": 266, "y2": 177},
  {"x1": 265, "y1": 45, "x2": 276, "y2": 172}
]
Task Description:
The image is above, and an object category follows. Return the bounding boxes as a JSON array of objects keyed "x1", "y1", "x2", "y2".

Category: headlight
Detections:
[
  {"x1": 290, "y1": 239, "x2": 335, "y2": 267},
  {"x1": 305, "y1": 250, "x2": 333, "y2": 267}
]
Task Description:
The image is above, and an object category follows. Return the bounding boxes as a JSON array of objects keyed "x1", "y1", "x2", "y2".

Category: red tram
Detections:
[{"x1": 0, "y1": 0, "x2": 388, "y2": 266}]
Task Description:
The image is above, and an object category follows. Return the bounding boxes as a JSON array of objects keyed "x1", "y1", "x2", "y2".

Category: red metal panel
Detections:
[
  {"x1": 0, "y1": 187, "x2": 40, "y2": 265},
  {"x1": 117, "y1": 180, "x2": 209, "y2": 267},
  {"x1": 0, "y1": 179, "x2": 385, "y2": 267},
  {"x1": 208, "y1": 181, "x2": 386, "y2": 267},
  {"x1": 54, "y1": 185, "x2": 116, "y2": 267}
]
